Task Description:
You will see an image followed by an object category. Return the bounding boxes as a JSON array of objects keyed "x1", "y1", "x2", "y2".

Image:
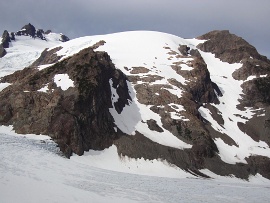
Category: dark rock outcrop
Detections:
[
  {"x1": 189, "y1": 49, "x2": 201, "y2": 58},
  {"x1": 0, "y1": 44, "x2": 6, "y2": 58},
  {"x1": 31, "y1": 47, "x2": 63, "y2": 66},
  {"x1": 114, "y1": 131, "x2": 269, "y2": 179},
  {"x1": 1, "y1": 30, "x2": 11, "y2": 48},
  {"x1": 14, "y1": 23, "x2": 69, "y2": 42},
  {"x1": 10, "y1": 32, "x2": 15, "y2": 40},
  {"x1": 45, "y1": 30, "x2": 52, "y2": 34},
  {"x1": 146, "y1": 119, "x2": 164, "y2": 132},
  {"x1": 195, "y1": 29, "x2": 270, "y2": 179},
  {"x1": 178, "y1": 45, "x2": 190, "y2": 56},
  {"x1": 0, "y1": 47, "x2": 130, "y2": 157},
  {"x1": 0, "y1": 30, "x2": 11, "y2": 57},
  {"x1": 197, "y1": 30, "x2": 268, "y2": 63},
  {"x1": 16, "y1": 23, "x2": 36, "y2": 37},
  {"x1": 36, "y1": 29, "x2": 46, "y2": 40},
  {"x1": 60, "y1": 34, "x2": 70, "y2": 42},
  {"x1": 185, "y1": 57, "x2": 221, "y2": 104}
]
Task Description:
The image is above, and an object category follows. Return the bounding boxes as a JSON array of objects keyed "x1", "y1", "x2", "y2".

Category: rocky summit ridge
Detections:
[
  {"x1": 0, "y1": 23, "x2": 69, "y2": 58},
  {"x1": 0, "y1": 25, "x2": 270, "y2": 180}
]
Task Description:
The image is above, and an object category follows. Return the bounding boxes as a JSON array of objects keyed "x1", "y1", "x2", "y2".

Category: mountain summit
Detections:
[
  {"x1": 0, "y1": 23, "x2": 69, "y2": 58},
  {"x1": 0, "y1": 26, "x2": 270, "y2": 180}
]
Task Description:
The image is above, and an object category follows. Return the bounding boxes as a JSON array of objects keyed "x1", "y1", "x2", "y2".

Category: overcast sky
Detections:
[{"x1": 1, "y1": 0, "x2": 269, "y2": 58}]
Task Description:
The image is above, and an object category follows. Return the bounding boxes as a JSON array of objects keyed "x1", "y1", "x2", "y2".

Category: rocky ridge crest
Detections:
[{"x1": 0, "y1": 23, "x2": 69, "y2": 58}]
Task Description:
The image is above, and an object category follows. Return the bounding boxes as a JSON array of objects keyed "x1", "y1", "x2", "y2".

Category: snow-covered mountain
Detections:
[
  {"x1": 0, "y1": 23, "x2": 68, "y2": 77},
  {"x1": 1, "y1": 23, "x2": 270, "y2": 198}
]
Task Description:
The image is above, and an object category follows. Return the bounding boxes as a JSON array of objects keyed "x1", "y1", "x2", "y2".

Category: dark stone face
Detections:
[
  {"x1": 0, "y1": 44, "x2": 7, "y2": 58},
  {"x1": 0, "y1": 44, "x2": 130, "y2": 158},
  {"x1": 178, "y1": 45, "x2": 190, "y2": 56},
  {"x1": 60, "y1": 34, "x2": 70, "y2": 42},
  {"x1": 14, "y1": 23, "x2": 69, "y2": 41},
  {"x1": 1, "y1": 30, "x2": 11, "y2": 48},
  {"x1": 197, "y1": 30, "x2": 268, "y2": 63},
  {"x1": 19, "y1": 23, "x2": 36, "y2": 37},
  {"x1": 36, "y1": 29, "x2": 46, "y2": 40}
]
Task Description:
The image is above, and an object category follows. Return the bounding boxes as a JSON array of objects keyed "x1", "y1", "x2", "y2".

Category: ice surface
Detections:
[{"x1": 1, "y1": 129, "x2": 270, "y2": 203}]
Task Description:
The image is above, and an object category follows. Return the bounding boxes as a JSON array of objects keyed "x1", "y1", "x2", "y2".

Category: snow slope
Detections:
[
  {"x1": 197, "y1": 51, "x2": 270, "y2": 164},
  {"x1": 0, "y1": 33, "x2": 64, "y2": 78},
  {"x1": 1, "y1": 129, "x2": 270, "y2": 203}
]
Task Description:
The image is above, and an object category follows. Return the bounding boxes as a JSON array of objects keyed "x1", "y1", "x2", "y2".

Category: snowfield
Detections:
[
  {"x1": 0, "y1": 33, "x2": 63, "y2": 78},
  {"x1": 1, "y1": 129, "x2": 270, "y2": 203}
]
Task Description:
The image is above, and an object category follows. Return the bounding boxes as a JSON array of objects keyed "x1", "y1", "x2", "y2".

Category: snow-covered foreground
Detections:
[{"x1": 1, "y1": 131, "x2": 270, "y2": 203}]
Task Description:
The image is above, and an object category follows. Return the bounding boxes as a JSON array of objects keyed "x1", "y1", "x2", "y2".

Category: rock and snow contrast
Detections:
[{"x1": 1, "y1": 24, "x2": 270, "y2": 202}]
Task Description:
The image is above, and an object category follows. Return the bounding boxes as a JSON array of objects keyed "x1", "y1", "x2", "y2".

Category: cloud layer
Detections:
[{"x1": 1, "y1": 0, "x2": 269, "y2": 57}]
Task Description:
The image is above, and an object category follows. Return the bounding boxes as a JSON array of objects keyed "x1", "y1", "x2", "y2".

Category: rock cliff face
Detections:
[
  {"x1": 0, "y1": 30, "x2": 11, "y2": 57},
  {"x1": 0, "y1": 46, "x2": 130, "y2": 157},
  {"x1": 0, "y1": 44, "x2": 6, "y2": 58},
  {"x1": 0, "y1": 29, "x2": 270, "y2": 179},
  {"x1": 198, "y1": 30, "x2": 270, "y2": 145},
  {"x1": 197, "y1": 30, "x2": 268, "y2": 63}
]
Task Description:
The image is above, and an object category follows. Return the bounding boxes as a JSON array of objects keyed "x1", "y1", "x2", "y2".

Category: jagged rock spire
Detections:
[
  {"x1": 0, "y1": 30, "x2": 11, "y2": 57},
  {"x1": 17, "y1": 23, "x2": 36, "y2": 37},
  {"x1": 1, "y1": 30, "x2": 11, "y2": 48}
]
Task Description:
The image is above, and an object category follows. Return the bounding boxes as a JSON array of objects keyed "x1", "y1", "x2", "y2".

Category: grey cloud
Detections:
[{"x1": 0, "y1": 0, "x2": 269, "y2": 58}]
